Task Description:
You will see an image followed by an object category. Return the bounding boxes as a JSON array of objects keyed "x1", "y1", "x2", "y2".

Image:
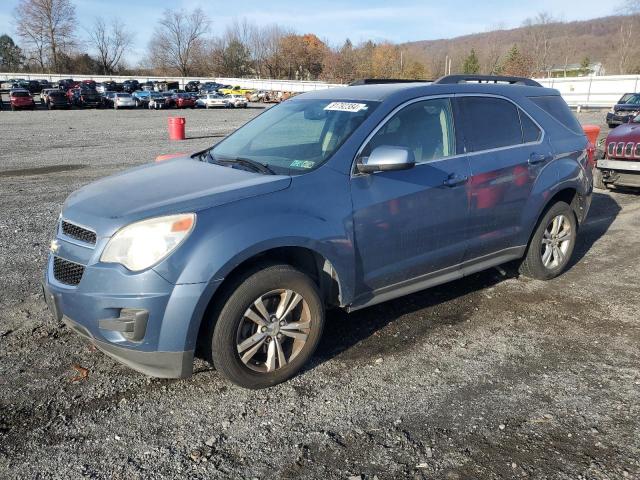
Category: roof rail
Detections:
[
  {"x1": 434, "y1": 75, "x2": 542, "y2": 87},
  {"x1": 349, "y1": 78, "x2": 432, "y2": 86}
]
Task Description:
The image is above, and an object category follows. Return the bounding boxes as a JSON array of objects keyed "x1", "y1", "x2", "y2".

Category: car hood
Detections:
[
  {"x1": 63, "y1": 157, "x2": 291, "y2": 237},
  {"x1": 607, "y1": 122, "x2": 640, "y2": 144}
]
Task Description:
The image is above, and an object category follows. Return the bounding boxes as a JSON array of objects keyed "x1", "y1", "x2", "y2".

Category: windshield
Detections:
[
  {"x1": 622, "y1": 94, "x2": 640, "y2": 105},
  {"x1": 211, "y1": 99, "x2": 378, "y2": 174}
]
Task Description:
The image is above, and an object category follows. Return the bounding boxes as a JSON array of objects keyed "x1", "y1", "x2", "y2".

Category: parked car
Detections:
[
  {"x1": 132, "y1": 90, "x2": 151, "y2": 107},
  {"x1": 200, "y1": 82, "x2": 223, "y2": 94},
  {"x1": 68, "y1": 86, "x2": 102, "y2": 108},
  {"x1": 225, "y1": 94, "x2": 248, "y2": 108},
  {"x1": 58, "y1": 79, "x2": 78, "y2": 91},
  {"x1": 81, "y1": 79, "x2": 97, "y2": 90},
  {"x1": 148, "y1": 92, "x2": 169, "y2": 109},
  {"x1": 111, "y1": 92, "x2": 136, "y2": 109},
  {"x1": 9, "y1": 89, "x2": 36, "y2": 110},
  {"x1": 40, "y1": 88, "x2": 59, "y2": 104},
  {"x1": 218, "y1": 85, "x2": 255, "y2": 96},
  {"x1": 42, "y1": 75, "x2": 592, "y2": 389},
  {"x1": 197, "y1": 93, "x2": 229, "y2": 108},
  {"x1": 38, "y1": 79, "x2": 53, "y2": 90},
  {"x1": 185, "y1": 80, "x2": 200, "y2": 92},
  {"x1": 46, "y1": 90, "x2": 71, "y2": 110},
  {"x1": 606, "y1": 93, "x2": 640, "y2": 128},
  {"x1": 173, "y1": 92, "x2": 196, "y2": 108},
  {"x1": 122, "y1": 80, "x2": 140, "y2": 93},
  {"x1": 595, "y1": 113, "x2": 640, "y2": 188}
]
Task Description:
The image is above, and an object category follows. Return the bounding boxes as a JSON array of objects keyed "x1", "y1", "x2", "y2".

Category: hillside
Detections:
[{"x1": 402, "y1": 15, "x2": 635, "y2": 77}]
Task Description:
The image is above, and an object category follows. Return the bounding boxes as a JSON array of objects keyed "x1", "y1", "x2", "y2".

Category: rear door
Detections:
[
  {"x1": 455, "y1": 95, "x2": 548, "y2": 260},
  {"x1": 351, "y1": 97, "x2": 471, "y2": 295}
]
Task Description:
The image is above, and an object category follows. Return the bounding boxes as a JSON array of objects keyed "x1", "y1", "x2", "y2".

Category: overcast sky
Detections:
[{"x1": 0, "y1": 0, "x2": 622, "y2": 65}]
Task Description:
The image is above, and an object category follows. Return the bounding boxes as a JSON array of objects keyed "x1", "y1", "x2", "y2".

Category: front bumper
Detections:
[
  {"x1": 606, "y1": 112, "x2": 634, "y2": 125},
  {"x1": 43, "y1": 228, "x2": 218, "y2": 378}
]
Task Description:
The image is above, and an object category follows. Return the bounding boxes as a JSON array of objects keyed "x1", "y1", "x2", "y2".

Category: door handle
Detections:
[
  {"x1": 529, "y1": 153, "x2": 549, "y2": 165},
  {"x1": 443, "y1": 174, "x2": 469, "y2": 187}
]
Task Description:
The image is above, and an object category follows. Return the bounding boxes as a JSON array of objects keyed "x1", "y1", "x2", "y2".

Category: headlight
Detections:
[{"x1": 101, "y1": 213, "x2": 195, "y2": 271}]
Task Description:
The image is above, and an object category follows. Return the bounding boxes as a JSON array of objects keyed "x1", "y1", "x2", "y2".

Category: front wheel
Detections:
[
  {"x1": 519, "y1": 201, "x2": 577, "y2": 280},
  {"x1": 208, "y1": 264, "x2": 325, "y2": 389}
]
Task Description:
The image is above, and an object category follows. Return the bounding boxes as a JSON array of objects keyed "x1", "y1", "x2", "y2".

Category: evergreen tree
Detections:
[{"x1": 462, "y1": 49, "x2": 480, "y2": 74}]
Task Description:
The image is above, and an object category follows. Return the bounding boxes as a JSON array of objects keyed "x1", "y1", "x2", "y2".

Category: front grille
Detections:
[
  {"x1": 61, "y1": 220, "x2": 96, "y2": 245},
  {"x1": 53, "y1": 257, "x2": 85, "y2": 286}
]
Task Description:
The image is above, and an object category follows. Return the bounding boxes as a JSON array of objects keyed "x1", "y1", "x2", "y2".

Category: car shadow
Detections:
[
  {"x1": 310, "y1": 190, "x2": 622, "y2": 369},
  {"x1": 569, "y1": 191, "x2": 622, "y2": 268}
]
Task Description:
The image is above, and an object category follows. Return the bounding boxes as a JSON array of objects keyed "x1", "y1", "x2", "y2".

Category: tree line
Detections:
[{"x1": 1, "y1": 0, "x2": 640, "y2": 81}]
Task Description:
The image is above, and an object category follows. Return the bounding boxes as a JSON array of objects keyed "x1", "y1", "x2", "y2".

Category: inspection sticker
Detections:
[
  {"x1": 324, "y1": 102, "x2": 368, "y2": 112},
  {"x1": 290, "y1": 160, "x2": 316, "y2": 169}
]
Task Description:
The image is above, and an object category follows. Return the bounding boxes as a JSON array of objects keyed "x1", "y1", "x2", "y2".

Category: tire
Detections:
[
  {"x1": 592, "y1": 167, "x2": 608, "y2": 190},
  {"x1": 207, "y1": 263, "x2": 325, "y2": 389},
  {"x1": 519, "y1": 201, "x2": 577, "y2": 280}
]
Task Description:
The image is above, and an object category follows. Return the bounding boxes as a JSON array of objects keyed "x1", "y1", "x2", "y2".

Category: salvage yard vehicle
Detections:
[
  {"x1": 595, "y1": 114, "x2": 640, "y2": 189},
  {"x1": 45, "y1": 90, "x2": 71, "y2": 110},
  {"x1": 148, "y1": 92, "x2": 169, "y2": 109},
  {"x1": 606, "y1": 93, "x2": 640, "y2": 128},
  {"x1": 218, "y1": 85, "x2": 255, "y2": 96},
  {"x1": 40, "y1": 88, "x2": 59, "y2": 104},
  {"x1": 111, "y1": 92, "x2": 136, "y2": 109},
  {"x1": 225, "y1": 94, "x2": 248, "y2": 108},
  {"x1": 9, "y1": 89, "x2": 36, "y2": 110},
  {"x1": 173, "y1": 92, "x2": 196, "y2": 108},
  {"x1": 197, "y1": 93, "x2": 229, "y2": 108},
  {"x1": 43, "y1": 75, "x2": 592, "y2": 389},
  {"x1": 68, "y1": 86, "x2": 102, "y2": 108}
]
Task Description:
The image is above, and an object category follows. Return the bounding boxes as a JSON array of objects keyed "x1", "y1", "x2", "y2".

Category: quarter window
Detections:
[
  {"x1": 362, "y1": 98, "x2": 456, "y2": 163},
  {"x1": 520, "y1": 110, "x2": 542, "y2": 143},
  {"x1": 457, "y1": 97, "x2": 523, "y2": 152}
]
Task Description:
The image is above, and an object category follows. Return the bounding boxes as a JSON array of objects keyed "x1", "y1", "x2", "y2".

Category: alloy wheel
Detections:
[
  {"x1": 235, "y1": 289, "x2": 311, "y2": 373},
  {"x1": 541, "y1": 214, "x2": 572, "y2": 269}
]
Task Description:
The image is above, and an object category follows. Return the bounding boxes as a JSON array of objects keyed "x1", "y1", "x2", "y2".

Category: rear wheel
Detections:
[
  {"x1": 519, "y1": 201, "x2": 577, "y2": 280},
  {"x1": 207, "y1": 264, "x2": 324, "y2": 389}
]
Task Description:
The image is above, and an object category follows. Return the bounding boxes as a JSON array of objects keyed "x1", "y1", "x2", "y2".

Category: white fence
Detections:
[
  {"x1": 0, "y1": 72, "x2": 341, "y2": 93},
  {"x1": 2, "y1": 71, "x2": 639, "y2": 107},
  {"x1": 534, "y1": 75, "x2": 640, "y2": 108}
]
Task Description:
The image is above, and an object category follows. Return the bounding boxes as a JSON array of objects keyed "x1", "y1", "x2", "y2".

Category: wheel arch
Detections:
[{"x1": 193, "y1": 244, "x2": 345, "y2": 355}]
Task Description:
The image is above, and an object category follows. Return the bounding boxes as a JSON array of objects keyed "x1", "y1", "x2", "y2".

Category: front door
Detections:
[{"x1": 351, "y1": 97, "x2": 471, "y2": 298}]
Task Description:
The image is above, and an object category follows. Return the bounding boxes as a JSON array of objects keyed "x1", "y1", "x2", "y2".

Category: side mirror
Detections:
[{"x1": 357, "y1": 146, "x2": 416, "y2": 174}]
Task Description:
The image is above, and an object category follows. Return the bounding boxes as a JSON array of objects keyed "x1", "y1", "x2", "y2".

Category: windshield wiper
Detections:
[{"x1": 205, "y1": 151, "x2": 275, "y2": 175}]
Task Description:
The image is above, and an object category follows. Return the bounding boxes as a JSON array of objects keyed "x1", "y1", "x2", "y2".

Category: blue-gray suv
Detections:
[{"x1": 43, "y1": 75, "x2": 593, "y2": 389}]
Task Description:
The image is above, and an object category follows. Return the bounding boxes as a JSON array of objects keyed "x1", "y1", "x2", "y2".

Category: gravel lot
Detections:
[{"x1": 0, "y1": 104, "x2": 639, "y2": 479}]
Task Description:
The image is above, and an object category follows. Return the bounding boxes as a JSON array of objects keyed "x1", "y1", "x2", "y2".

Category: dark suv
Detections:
[{"x1": 43, "y1": 75, "x2": 592, "y2": 389}]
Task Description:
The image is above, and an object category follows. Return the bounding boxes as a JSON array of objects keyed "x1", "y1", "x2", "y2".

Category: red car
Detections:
[
  {"x1": 596, "y1": 116, "x2": 640, "y2": 189},
  {"x1": 9, "y1": 89, "x2": 36, "y2": 111},
  {"x1": 172, "y1": 93, "x2": 196, "y2": 108}
]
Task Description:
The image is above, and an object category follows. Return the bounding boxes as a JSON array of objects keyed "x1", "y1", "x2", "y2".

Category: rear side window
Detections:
[
  {"x1": 529, "y1": 95, "x2": 583, "y2": 135},
  {"x1": 519, "y1": 110, "x2": 542, "y2": 143},
  {"x1": 457, "y1": 97, "x2": 523, "y2": 152}
]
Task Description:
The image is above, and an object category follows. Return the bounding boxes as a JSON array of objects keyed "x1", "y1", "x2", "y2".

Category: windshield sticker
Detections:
[
  {"x1": 290, "y1": 160, "x2": 316, "y2": 169},
  {"x1": 324, "y1": 102, "x2": 368, "y2": 113}
]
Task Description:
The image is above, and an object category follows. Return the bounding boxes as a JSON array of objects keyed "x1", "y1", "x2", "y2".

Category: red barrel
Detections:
[
  {"x1": 582, "y1": 124, "x2": 600, "y2": 146},
  {"x1": 168, "y1": 117, "x2": 186, "y2": 141}
]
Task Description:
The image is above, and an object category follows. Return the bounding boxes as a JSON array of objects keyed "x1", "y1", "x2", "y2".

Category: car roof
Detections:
[{"x1": 298, "y1": 81, "x2": 558, "y2": 103}]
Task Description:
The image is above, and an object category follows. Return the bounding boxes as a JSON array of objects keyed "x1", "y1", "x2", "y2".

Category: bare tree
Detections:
[
  {"x1": 87, "y1": 18, "x2": 134, "y2": 74},
  {"x1": 148, "y1": 8, "x2": 210, "y2": 76},
  {"x1": 14, "y1": 0, "x2": 76, "y2": 72},
  {"x1": 522, "y1": 12, "x2": 555, "y2": 76}
]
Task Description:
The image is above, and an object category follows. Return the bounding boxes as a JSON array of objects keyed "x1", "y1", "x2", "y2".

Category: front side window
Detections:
[
  {"x1": 212, "y1": 99, "x2": 378, "y2": 174},
  {"x1": 361, "y1": 98, "x2": 456, "y2": 163},
  {"x1": 458, "y1": 96, "x2": 523, "y2": 152}
]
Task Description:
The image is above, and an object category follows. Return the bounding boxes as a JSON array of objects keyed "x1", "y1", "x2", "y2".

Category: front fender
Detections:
[{"x1": 152, "y1": 168, "x2": 356, "y2": 303}]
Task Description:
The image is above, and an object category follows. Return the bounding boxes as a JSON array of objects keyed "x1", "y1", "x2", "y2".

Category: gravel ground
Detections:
[{"x1": 0, "y1": 105, "x2": 639, "y2": 479}]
